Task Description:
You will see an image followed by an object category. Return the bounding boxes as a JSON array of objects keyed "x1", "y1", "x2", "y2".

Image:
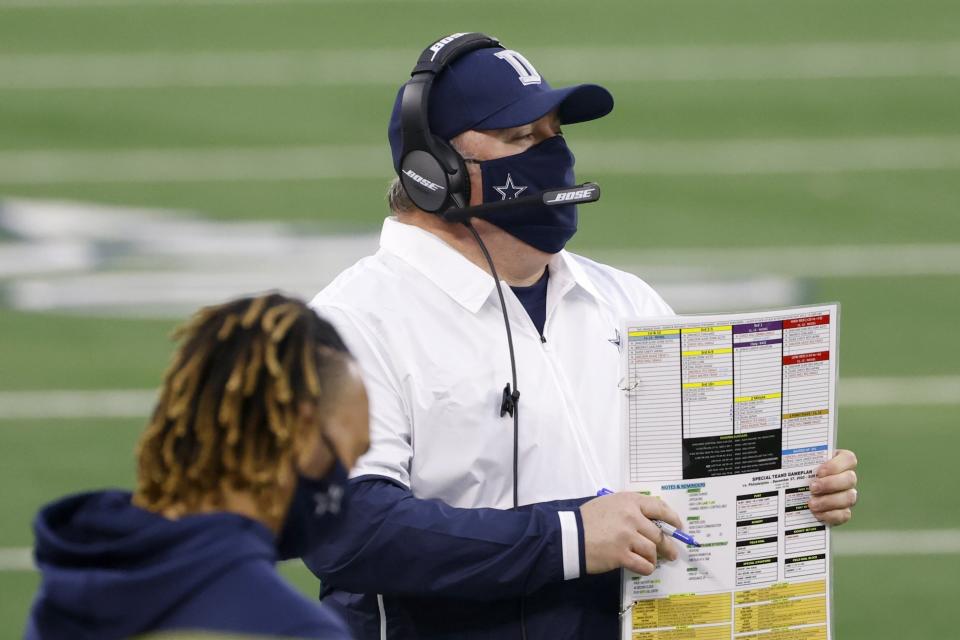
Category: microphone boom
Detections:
[{"x1": 440, "y1": 182, "x2": 601, "y2": 224}]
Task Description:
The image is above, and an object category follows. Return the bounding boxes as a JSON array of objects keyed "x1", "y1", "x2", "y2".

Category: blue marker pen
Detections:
[{"x1": 597, "y1": 488, "x2": 701, "y2": 548}]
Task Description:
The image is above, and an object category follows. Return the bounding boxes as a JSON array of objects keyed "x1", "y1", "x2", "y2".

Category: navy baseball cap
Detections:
[{"x1": 388, "y1": 44, "x2": 614, "y2": 171}]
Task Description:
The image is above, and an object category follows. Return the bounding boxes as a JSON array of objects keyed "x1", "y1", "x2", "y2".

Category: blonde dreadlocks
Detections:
[{"x1": 133, "y1": 293, "x2": 350, "y2": 522}]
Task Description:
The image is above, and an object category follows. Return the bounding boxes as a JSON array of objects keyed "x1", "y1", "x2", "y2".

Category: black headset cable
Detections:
[
  {"x1": 463, "y1": 221, "x2": 527, "y2": 640},
  {"x1": 464, "y1": 221, "x2": 521, "y2": 509}
]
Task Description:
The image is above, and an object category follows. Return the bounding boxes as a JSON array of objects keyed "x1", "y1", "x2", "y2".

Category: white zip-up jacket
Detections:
[{"x1": 307, "y1": 217, "x2": 673, "y2": 637}]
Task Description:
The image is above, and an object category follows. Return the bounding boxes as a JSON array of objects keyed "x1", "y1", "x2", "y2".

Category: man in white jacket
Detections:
[{"x1": 305, "y1": 33, "x2": 859, "y2": 639}]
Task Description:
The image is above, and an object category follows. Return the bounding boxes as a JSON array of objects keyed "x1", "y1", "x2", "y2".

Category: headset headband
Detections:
[{"x1": 397, "y1": 32, "x2": 501, "y2": 213}]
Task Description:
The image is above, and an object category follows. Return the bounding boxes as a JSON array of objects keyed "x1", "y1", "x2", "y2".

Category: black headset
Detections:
[{"x1": 396, "y1": 32, "x2": 502, "y2": 214}]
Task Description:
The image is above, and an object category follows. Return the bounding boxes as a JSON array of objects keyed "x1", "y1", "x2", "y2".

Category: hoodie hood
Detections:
[{"x1": 28, "y1": 490, "x2": 276, "y2": 640}]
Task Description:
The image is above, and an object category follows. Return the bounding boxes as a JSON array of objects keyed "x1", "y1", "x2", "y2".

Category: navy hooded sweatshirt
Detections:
[{"x1": 26, "y1": 490, "x2": 350, "y2": 640}]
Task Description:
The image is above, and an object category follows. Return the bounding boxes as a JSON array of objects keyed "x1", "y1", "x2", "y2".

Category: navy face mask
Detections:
[
  {"x1": 275, "y1": 456, "x2": 349, "y2": 560},
  {"x1": 475, "y1": 135, "x2": 578, "y2": 254}
]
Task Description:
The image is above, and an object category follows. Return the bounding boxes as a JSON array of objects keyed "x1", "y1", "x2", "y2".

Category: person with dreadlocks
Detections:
[{"x1": 25, "y1": 293, "x2": 369, "y2": 640}]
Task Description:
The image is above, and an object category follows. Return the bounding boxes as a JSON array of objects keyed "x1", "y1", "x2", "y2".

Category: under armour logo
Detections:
[
  {"x1": 493, "y1": 174, "x2": 527, "y2": 200},
  {"x1": 494, "y1": 50, "x2": 541, "y2": 86}
]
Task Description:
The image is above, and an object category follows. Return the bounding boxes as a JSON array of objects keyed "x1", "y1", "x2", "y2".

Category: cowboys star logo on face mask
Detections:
[
  {"x1": 493, "y1": 174, "x2": 527, "y2": 200},
  {"x1": 312, "y1": 484, "x2": 345, "y2": 516}
]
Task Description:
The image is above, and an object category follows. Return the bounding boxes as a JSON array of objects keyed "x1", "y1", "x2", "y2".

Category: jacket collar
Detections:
[
  {"x1": 550, "y1": 250, "x2": 610, "y2": 307},
  {"x1": 379, "y1": 217, "x2": 608, "y2": 313}
]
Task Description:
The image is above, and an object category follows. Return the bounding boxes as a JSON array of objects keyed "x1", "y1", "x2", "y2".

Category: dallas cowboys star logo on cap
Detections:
[{"x1": 493, "y1": 173, "x2": 527, "y2": 200}]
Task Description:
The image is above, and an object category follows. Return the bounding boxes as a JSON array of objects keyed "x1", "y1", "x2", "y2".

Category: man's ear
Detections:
[
  {"x1": 320, "y1": 362, "x2": 371, "y2": 470},
  {"x1": 294, "y1": 400, "x2": 335, "y2": 479},
  {"x1": 449, "y1": 132, "x2": 484, "y2": 207},
  {"x1": 464, "y1": 160, "x2": 483, "y2": 207}
]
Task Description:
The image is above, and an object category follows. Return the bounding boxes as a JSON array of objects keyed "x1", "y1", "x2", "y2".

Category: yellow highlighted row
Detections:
[
  {"x1": 632, "y1": 593, "x2": 731, "y2": 628},
  {"x1": 682, "y1": 348, "x2": 733, "y2": 357},
  {"x1": 736, "y1": 579, "x2": 827, "y2": 604},
  {"x1": 630, "y1": 583, "x2": 829, "y2": 639},
  {"x1": 736, "y1": 627, "x2": 827, "y2": 640},
  {"x1": 682, "y1": 326, "x2": 733, "y2": 333},
  {"x1": 783, "y1": 409, "x2": 830, "y2": 420},
  {"x1": 735, "y1": 595, "x2": 827, "y2": 632},
  {"x1": 633, "y1": 625, "x2": 730, "y2": 640},
  {"x1": 629, "y1": 329, "x2": 681, "y2": 336},
  {"x1": 629, "y1": 325, "x2": 732, "y2": 337},
  {"x1": 735, "y1": 392, "x2": 782, "y2": 403},
  {"x1": 683, "y1": 380, "x2": 733, "y2": 389}
]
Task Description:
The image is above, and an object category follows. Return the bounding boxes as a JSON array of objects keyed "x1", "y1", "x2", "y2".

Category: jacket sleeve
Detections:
[{"x1": 303, "y1": 476, "x2": 591, "y2": 601}]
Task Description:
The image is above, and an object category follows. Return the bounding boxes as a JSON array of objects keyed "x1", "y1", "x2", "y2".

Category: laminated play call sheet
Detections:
[{"x1": 619, "y1": 305, "x2": 838, "y2": 640}]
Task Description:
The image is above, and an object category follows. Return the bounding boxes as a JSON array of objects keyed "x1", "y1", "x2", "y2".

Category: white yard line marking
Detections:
[
  {"x1": 0, "y1": 42, "x2": 959, "y2": 89},
  {"x1": 5, "y1": 271, "x2": 805, "y2": 316},
  {"x1": 4, "y1": 200, "x2": 959, "y2": 281},
  {"x1": 2, "y1": 136, "x2": 960, "y2": 184},
  {"x1": 0, "y1": 390, "x2": 158, "y2": 419},
  {"x1": 832, "y1": 529, "x2": 960, "y2": 557},
  {"x1": 840, "y1": 377, "x2": 960, "y2": 407},
  {"x1": 0, "y1": 146, "x2": 389, "y2": 183},
  {"x1": 2, "y1": 528, "x2": 958, "y2": 570},
  {"x1": 0, "y1": 377, "x2": 956, "y2": 420},
  {"x1": 579, "y1": 137, "x2": 960, "y2": 175},
  {"x1": 0, "y1": 548, "x2": 33, "y2": 571},
  {"x1": 601, "y1": 244, "x2": 960, "y2": 278}
]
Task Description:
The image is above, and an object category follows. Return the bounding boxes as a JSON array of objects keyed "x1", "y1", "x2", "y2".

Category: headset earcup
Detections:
[
  {"x1": 399, "y1": 139, "x2": 470, "y2": 213},
  {"x1": 399, "y1": 150, "x2": 451, "y2": 213}
]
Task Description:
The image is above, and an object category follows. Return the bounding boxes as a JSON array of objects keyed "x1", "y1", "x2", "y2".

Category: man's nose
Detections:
[{"x1": 533, "y1": 117, "x2": 562, "y2": 143}]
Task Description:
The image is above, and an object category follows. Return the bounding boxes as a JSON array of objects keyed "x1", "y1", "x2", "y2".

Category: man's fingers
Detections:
[
  {"x1": 624, "y1": 497, "x2": 682, "y2": 562},
  {"x1": 656, "y1": 533, "x2": 679, "y2": 562},
  {"x1": 630, "y1": 535, "x2": 658, "y2": 567},
  {"x1": 582, "y1": 494, "x2": 690, "y2": 575},
  {"x1": 633, "y1": 515, "x2": 665, "y2": 547},
  {"x1": 635, "y1": 496, "x2": 684, "y2": 531},
  {"x1": 810, "y1": 469, "x2": 857, "y2": 495},
  {"x1": 814, "y1": 508, "x2": 853, "y2": 526},
  {"x1": 809, "y1": 488, "x2": 858, "y2": 513},
  {"x1": 815, "y1": 449, "x2": 858, "y2": 478},
  {"x1": 622, "y1": 551, "x2": 656, "y2": 576}
]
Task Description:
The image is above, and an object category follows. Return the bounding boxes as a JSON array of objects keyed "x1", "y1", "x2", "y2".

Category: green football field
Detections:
[{"x1": 1, "y1": 1, "x2": 958, "y2": 638}]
